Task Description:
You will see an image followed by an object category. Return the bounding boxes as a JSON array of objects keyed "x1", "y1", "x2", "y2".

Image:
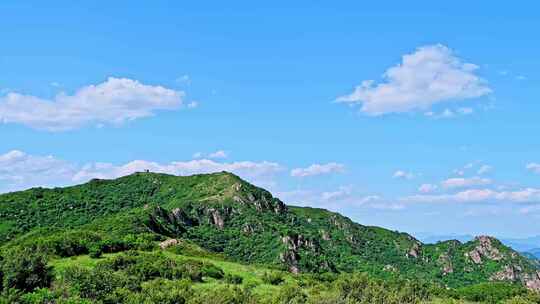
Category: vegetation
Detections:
[{"x1": 0, "y1": 171, "x2": 539, "y2": 303}]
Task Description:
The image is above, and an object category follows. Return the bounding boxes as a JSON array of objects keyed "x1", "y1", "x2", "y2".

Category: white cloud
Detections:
[
  {"x1": 0, "y1": 150, "x2": 284, "y2": 193},
  {"x1": 393, "y1": 170, "x2": 414, "y2": 180},
  {"x1": 277, "y1": 187, "x2": 399, "y2": 211},
  {"x1": 0, "y1": 77, "x2": 185, "y2": 131},
  {"x1": 441, "y1": 177, "x2": 491, "y2": 189},
  {"x1": 193, "y1": 150, "x2": 228, "y2": 159},
  {"x1": 425, "y1": 106, "x2": 474, "y2": 120},
  {"x1": 321, "y1": 186, "x2": 353, "y2": 202},
  {"x1": 477, "y1": 165, "x2": 493, "y2": 175},
  {"x1": 208, "y1": 150, "x2": 228, "y2": 159},
  {"x1": 418, "y1": 183, "x2": 438, "y2": 193},
  {"x1": 402, "y1": 188, "x2": 540, "y2": 204},
  {"x1": 290, "y1": 163, "x2": 345, "y2": 177},
  {"x1": 336, "y1": 44, "x2": 491, "y2": 115},
  {"x1": 526, "y1": 163, "x2": 540, "y2": 174},
  {"x1": 73, "y1": 159, "x2": 283, "y2": 184},
  {"x1": 0, "y1": 150, "x2": 76, "y2": 192}
]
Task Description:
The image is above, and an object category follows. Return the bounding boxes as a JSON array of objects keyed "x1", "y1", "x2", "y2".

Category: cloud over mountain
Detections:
[{"x1": 337, "y1": 44, "x2": 491, "y2": 115}]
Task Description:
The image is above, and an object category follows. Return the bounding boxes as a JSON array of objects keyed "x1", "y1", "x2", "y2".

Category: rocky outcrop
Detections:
[
  {"x1": 205, "y1": 208, "x2": 226, "y2": 229},
  {"x1": 465, "y1": 236, "x2": 503, "y2": 264},
  {"x1": 242, "y1": 223, "x2": 256, "y2": 234},
  {"x1": 159, "y1": 238, "x2": 180, "y2": 249},
  {"x1": 280, "y1": 250, "x2": 300, "y2": 274},
  {"x1": 231, "y1": 183, "x2": 287, "y2": 215},
  {"x1": 438, "y1": 253, "x2": 454, "y2": 275},
  {"x1": 329, "y1": 215, "x2": 351, "y2": 230},
  {"x1": 524, "y1": 271, "x2": 540, "y2": 291},
  {"x1": 280, "y1": 234, "x2": 323, "y2": 274},
  {"x1": 147, "y1": 206, "x2": 197, "y2": 236},
  {"x1": 491, "y1": 265, "x2": 519, "y2": 281},
  {"x1": 320, "y1": 229, "x2": 331, "y2": 241},
  {"x1": 490, "y1": 266, "x2": 540, "y2": 292},
  {"x1": 407, "y1": 242, "x2": 421, "y2": 259}
]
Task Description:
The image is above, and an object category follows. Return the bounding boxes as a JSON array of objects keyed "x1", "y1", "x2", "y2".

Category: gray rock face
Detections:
[
  {"x1": 524, "y1": 271, "x2": 540, "y2": 291},
  {"x1": 407, "y1": 242, "x2": 421, "y2": 259},
  {"x1": 320, "y1": 230, "x2": 331, "y2": 241},
  {"x1": 490, "y1": 266, "x2": 540, "y2": 292},
  {"x1": 438, "y1": 253, "x2": 454, "y2": 275},
  {"x1": 491, "y1": 265, "x2": 519, "y2": 281},
  {"x1": 231, "y1": 183, "x2": 287, "y2": 215},
  {"x1": 210, "y1": 209, "x2": 225, "y2": 229},
  {"x1": 466, "y1": 236, "x2": 503, "y2": 264},
  {"x1": 280, "y1": 234, "x2": 322, "y2": 274},
  {"x1": 159, "y1": 238, "x2": 179, "y2": 249}
]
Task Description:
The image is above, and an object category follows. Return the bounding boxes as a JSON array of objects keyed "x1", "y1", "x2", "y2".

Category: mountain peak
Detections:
[{"x1": 1, "y1": 172, "x2": 539, "y2": 292}]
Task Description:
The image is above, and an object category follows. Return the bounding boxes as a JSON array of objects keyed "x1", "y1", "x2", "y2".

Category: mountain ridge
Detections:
[{"x1": 1, "y1": 171, "x2": 539, "y2": 291}]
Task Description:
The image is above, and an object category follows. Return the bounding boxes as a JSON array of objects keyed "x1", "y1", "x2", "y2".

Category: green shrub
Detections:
[
  {"x1": 96, "y1": 251, "x2": 203, "y2": 282},
  {"x1": 272, "y1": 284, "x2": 308, "y2": 304},
  {"x1": 456, "y1": 282, "x2": 528, "y2": 304},
  {"x1": 202, "y1": 263, "x2": 224, "y2": 279},
  {"x1": 224, "y1": 273, "x2": 244, "y2": 284},
  {"x1": 1, "y1": 247, "x2": 52, "y2": 292},
  {"x1": 88, "y1": 245, "x2": 102, "y2": 259},
  {"x1": 262, "y1": 271, "x2": 285, "y2": 285},
  {"x1": 334, "y1": 273, "x2": 430, "y2": 304},
  {"x1": 61, "y1": 265, "x2": 129, "y2": 301},
  {"x1": 123, "y1": 279, "x2": 193, "y2": 304},
  {"x1": 190, "y1": 284, "x2": 253, "y2": 304}
]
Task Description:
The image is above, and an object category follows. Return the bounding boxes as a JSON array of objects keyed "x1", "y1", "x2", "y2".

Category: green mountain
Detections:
[{"x1": 1, "y1": 171, "x2": 540, "y2": 303}]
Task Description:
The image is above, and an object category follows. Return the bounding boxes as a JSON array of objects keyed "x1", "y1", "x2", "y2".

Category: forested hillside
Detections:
[{"x1": 0, "y1": 171, "x2": 539, "y2": 303}]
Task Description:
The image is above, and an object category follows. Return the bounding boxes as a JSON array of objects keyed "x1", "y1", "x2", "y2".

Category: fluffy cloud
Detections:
[
  {"x1": 0, "y1": 150, "x2": 76, "y2": 192},
  {"x1": 0, "y1": 150, "x2": 283, "y2": 193},
  {"x1": 73, "y1": 159, "x2": 283, "y2": 183},
  {"x1": 526, "y1": 163, "x2": 540, "y2": 174},
  {"x1": 393, "y1": 170, "x2": 414, "y2": 180},
  {"x1": 402, "y1": 188, "x2": 540, "y2": 204},
  {"x1": 336, "y1": 44, "x2": 491, "y2": 115},
  {"x1": 290, "y1": 163, "x2": 345, "y2": 177},
  {"x1": 277, "y1": 187, "x2": 398, "y2": 211},
  {"x1": 441, "y1": 177, "x2": 491, "y2": 189},
  {"x1": 0, "y1": 77, "x2": 184, "y2": 131}
]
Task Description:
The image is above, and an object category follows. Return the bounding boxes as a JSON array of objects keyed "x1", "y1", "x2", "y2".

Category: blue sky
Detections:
[{"x1": 1, "y1": 1, "x2": 540, "y2": 238}]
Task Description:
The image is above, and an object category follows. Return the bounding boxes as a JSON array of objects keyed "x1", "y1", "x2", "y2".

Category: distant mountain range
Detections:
[{"x1": 416, "y1": 233, "x2": 540, "y2": 259}]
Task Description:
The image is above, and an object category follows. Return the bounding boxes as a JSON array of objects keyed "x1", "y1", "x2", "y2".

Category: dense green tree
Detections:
[{"x1": 1, "y1": 247, "x2": 52, "y2": 292}]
